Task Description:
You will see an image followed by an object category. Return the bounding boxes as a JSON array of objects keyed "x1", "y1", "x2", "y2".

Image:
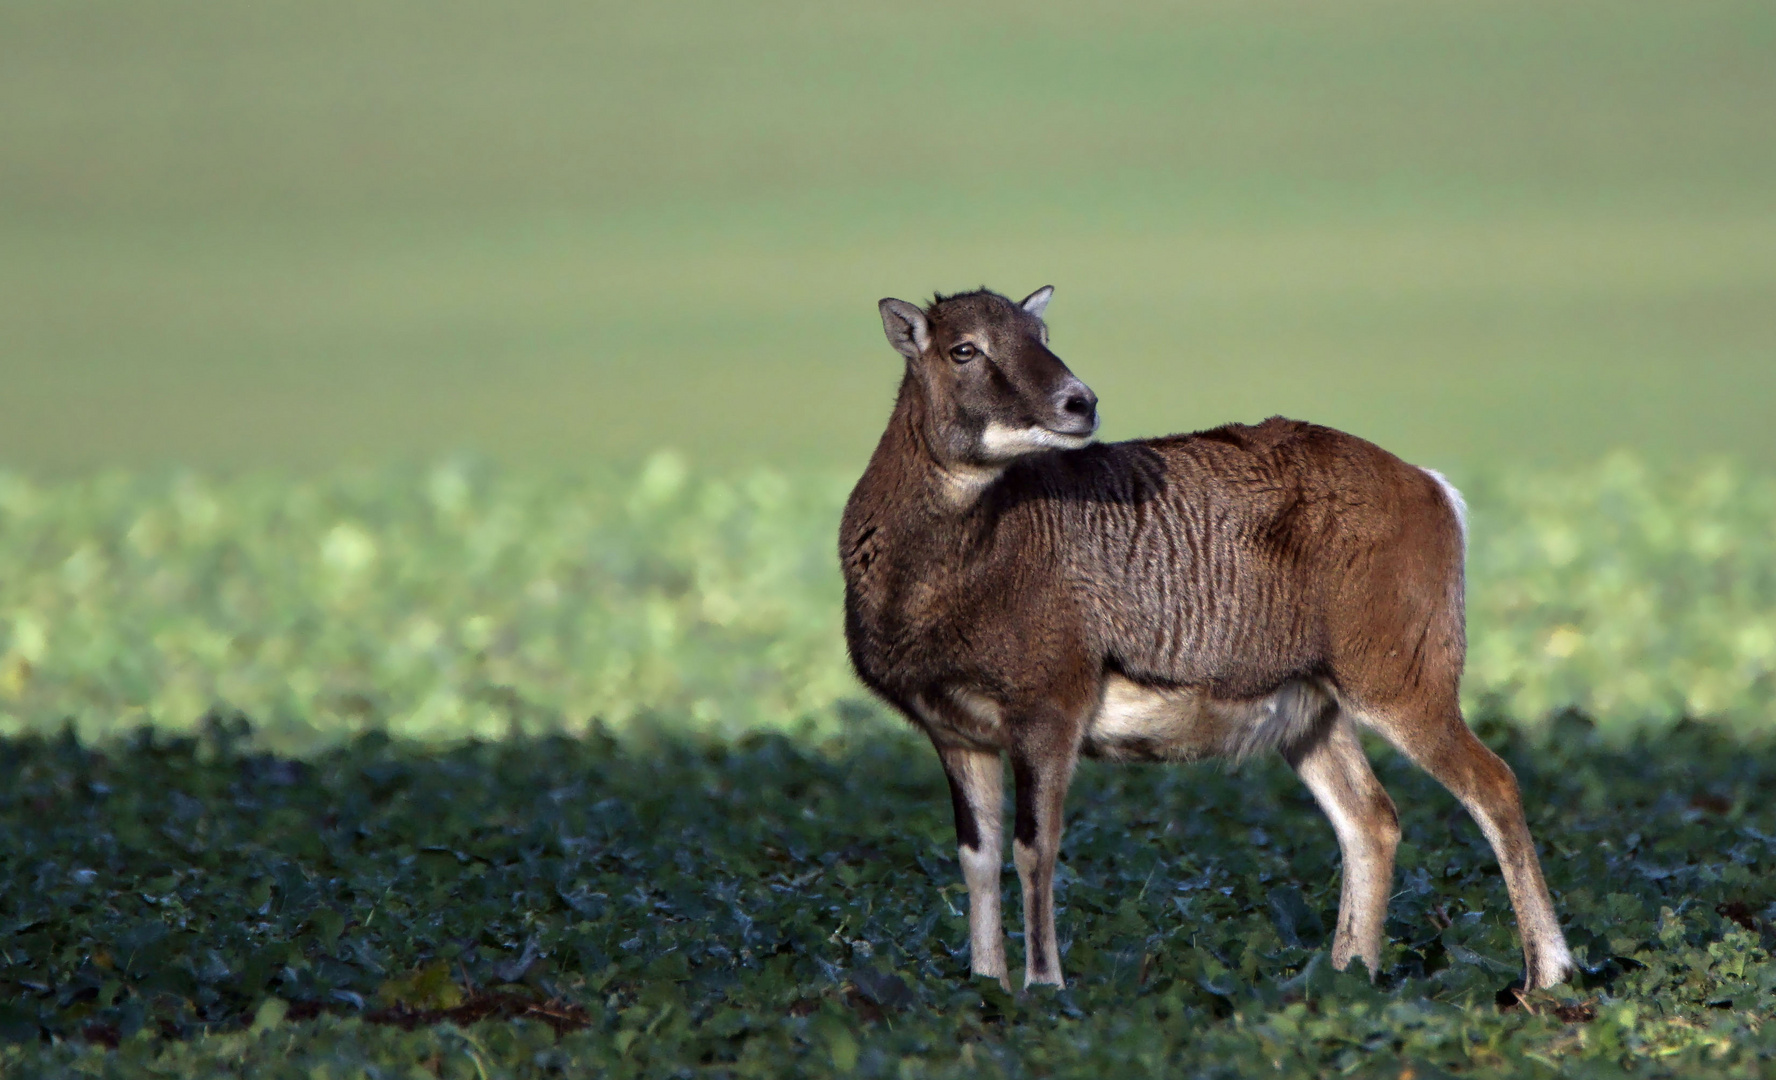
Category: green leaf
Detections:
[{"x1": 376, "y1": 961, "x2": 464, "y2": 1011}]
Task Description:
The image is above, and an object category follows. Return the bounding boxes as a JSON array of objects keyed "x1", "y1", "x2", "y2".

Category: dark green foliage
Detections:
[{"x1": 6, "y1": 714, "x2": 1776, "y2": 1076}]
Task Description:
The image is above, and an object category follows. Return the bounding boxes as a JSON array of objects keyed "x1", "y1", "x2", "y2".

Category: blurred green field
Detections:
[
  {"x1": 4, "y1": 0, "x2": 1774, "y2": 472},
  {"x1": 3, "y1": 455, "x2": 1773, "y2": 748}
]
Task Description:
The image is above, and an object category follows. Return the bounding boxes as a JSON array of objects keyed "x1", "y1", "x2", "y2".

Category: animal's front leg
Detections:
[
  {"x1": 1010, "y1": 738, "x2": 1080, "y2": 988},
  {"x1": 937, "y1": 743, "x2": 1008, "y2": 987}
]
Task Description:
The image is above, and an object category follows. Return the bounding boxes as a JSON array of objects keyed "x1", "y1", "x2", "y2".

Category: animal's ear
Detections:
[
  {"x1": 878, "y1": 298, "x2": 931, "y2": 360},
  {"x1": 1020, "y1": 285, "x2": 1054, "y2": 320}
]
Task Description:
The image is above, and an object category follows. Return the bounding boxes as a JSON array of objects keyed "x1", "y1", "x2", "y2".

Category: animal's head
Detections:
[{"x1": 877, "y1": 287, "x2": 1098, "y2": 468}]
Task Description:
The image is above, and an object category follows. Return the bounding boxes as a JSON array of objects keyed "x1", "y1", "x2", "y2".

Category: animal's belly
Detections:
[{"x1": 1082, "y1": 675, "x2": 1333, "y2": 763}]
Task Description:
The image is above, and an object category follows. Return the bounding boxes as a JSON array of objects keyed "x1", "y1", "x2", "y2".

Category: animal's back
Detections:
[{"x1": 1003, "y1": 417, "x2": 1464, "y2": 696}]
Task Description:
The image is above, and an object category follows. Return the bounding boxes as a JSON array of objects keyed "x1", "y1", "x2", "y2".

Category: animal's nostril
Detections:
[{"x1": 1064, "y1": 394, "x2": 1094, "y2": 416}]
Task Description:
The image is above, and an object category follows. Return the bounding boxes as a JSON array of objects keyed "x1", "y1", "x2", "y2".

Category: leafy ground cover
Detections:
[
  {"x1": 2, "y1": 454, "x2": 1773, "y2": 747},
  {"x1": 6, "y1": 715, "x2": 1776, "y2": 1077}
]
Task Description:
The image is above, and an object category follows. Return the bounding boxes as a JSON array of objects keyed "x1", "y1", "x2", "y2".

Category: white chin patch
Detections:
[{"x1": 979, "y1": 422, "x2": 1094, "y2": 461}]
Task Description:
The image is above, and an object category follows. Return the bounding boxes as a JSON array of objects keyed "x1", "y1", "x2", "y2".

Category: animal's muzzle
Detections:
[{"x1": 1050, "y1": 378, "x2": 1099, "y2": 436}]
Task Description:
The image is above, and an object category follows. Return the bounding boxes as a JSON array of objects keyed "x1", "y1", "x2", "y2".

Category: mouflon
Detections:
[{"x1": 839, "y1": 286, "x2": 1572, "y2": 991}]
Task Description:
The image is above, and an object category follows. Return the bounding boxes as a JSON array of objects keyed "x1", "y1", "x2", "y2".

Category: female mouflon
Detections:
[{"x1": 839, "y1": 286, "x2": 1572, "y2": 991}]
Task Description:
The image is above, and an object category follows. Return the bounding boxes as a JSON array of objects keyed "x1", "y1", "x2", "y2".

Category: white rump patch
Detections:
[
  {"x1": 1420, "y1": 468, "x2": 1469, "y2": 549},
  {"x1": 979, "y1": 422, "x2": 1094, "y2": 461}
]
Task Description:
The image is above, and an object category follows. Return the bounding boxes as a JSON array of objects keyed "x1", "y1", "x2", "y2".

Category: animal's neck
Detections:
[{"x1": 863, "y1": 379, "x2": 1004, "y2": 515}]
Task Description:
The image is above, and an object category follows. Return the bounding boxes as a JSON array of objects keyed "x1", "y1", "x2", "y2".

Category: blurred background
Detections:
[
  {"x1": 4, "y1": 0, "x2": 1772, "y2": 474},
  {"x1": 2, "y1": 1, "x2": 1774, "y2": 746}
]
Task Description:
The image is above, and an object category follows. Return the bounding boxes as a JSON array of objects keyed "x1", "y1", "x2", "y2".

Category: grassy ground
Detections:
[
  {"x1": 6, "y1": 716, "x2": 1776, "y2": 1077},
  {"x1": 3, "y1": 0, "x2": 1774, "y2": 472}
]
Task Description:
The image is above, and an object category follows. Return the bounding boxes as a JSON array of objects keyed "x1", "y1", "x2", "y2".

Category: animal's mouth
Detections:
[
  {"x1": 1044, "y1": 429, "x2": 1095, "y2": 445},
  {"x1": 1044, "y1": 417, "x2": 1099, "y2": 441},
  {"x1": 978, "y1": 420, "x2": 1097, "y2": 461},
  {"x1": 1026, "y1": 426, "x2": 1096, "y2": 452}
]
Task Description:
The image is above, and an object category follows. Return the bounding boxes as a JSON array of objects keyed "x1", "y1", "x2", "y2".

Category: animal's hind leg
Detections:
[
  {"x1": 1284, "y1": 712, "x2": 1399, "y2": 978},
  {"x1": 1355, "y1": 697, "x2": 1573, "y2": 990}
]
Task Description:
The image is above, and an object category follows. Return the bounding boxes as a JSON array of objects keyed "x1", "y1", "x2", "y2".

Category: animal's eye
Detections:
[{"x1": 949, "y1": 343, "x2": 978, "y2": 363}]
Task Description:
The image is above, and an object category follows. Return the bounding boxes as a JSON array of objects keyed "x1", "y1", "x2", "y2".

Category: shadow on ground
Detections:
[{"x1": 4, "y1": 712, "x2": 1776, "y2": 1076}]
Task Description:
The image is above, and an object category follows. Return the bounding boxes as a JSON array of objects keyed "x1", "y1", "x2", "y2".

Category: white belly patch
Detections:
[{"x1": 1084, "y1": 674, "x2": 1334, "y2": 762}]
